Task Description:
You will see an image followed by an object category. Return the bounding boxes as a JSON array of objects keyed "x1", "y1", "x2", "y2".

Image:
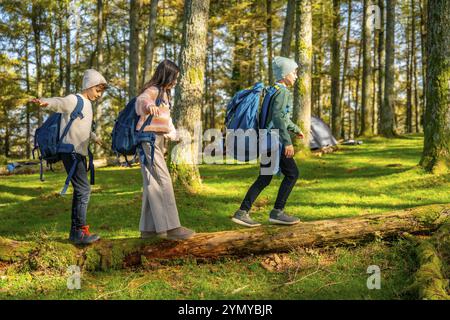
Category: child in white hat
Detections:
[
  {"x1": 30, "y1": 69, "x2": 107, "y2": 245},
  {"x1": 232, "y1": 56, "x2": 304, "y2": 228}
]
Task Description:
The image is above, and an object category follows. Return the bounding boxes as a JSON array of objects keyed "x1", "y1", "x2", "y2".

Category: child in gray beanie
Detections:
[
  {"x1": 232, "y1": 56, "x2": 304, "y2": 228},
  {"x1": 30, "y1": 69, "x2": 107, "y2": 245}
]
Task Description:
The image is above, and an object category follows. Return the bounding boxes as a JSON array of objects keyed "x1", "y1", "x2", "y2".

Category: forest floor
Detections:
[{"x1": 0, "y1": 134, "x2": 449, "y2": 299}]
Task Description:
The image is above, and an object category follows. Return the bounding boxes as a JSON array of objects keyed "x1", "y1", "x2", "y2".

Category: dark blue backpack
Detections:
[
  {"x1": 225, "y1": 82, "x2": 286, "y2": 162},
  {"x1": 33, "y1": 94, "x2": 94, "y2": 195},
  {"x1": 111, "y1": 90, "x2": 165, "y2": 166}
]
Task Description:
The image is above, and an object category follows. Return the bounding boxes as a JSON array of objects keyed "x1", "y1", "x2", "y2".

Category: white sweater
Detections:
[{"x1": 42, "y1": 94, "x2": 97, "y2": 156}]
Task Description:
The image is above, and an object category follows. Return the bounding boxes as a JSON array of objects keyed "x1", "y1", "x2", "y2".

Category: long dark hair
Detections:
[{"x1": 140, "y1": 59, "x2": 180, "y2": 102}]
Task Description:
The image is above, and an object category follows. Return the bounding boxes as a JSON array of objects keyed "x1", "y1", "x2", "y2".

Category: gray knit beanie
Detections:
[
  {"x1": 82, "y1": 69, "x2": 107, "y2": 90},
  {"x1": 272, "y1": 56, "x2": 298, "y2": 81}
]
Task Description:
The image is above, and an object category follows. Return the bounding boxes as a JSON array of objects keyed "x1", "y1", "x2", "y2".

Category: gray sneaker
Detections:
[
  {"x1": 231, "y1": 209, "x2": 261, "y2": 228},
  {"x1": 140, "y1": 231, "x2": 167, "y2": 239},
  {"x1": 269, "y1": 209, "x2": 300, "y2": 225},
  {"x1": 166, "y1": 226, "x2": 196, "y2": 240}
]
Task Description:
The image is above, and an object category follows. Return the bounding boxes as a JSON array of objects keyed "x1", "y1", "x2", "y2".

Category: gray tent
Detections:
[{"x1": 309, "y1": 116, "x2": 338, "y2": 149}]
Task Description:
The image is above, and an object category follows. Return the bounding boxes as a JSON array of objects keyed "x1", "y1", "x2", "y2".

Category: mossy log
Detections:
[
  {"x1": 0, "y1": 204, "x2": 449, "y2": 271},
  {"x1": 406, "y1": 223, "x2": 450, "y2": 300}
]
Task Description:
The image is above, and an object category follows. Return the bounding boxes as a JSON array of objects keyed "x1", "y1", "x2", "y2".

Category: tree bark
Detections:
[
  {"x1": 25, "y1": 37, "x2": 31, "y2": 159},
  {"x1": 420, "y1": 0, "x2": 450, "y2": 173},
  {"x1": 280, "y1": 0, "x2": 296, "y2": 57},
  {"x1": 315, "y1": 1, "x2": 325, "y2": 119},
  {"x1": 171, "y1": 0, "x2": 210, "y2": 189},
  {"x1": 406, "y1": 8, "x2": 413, "y2": 134},
  {"x1": 143, "y1": 0, "x2": 159, "y2": 86},
  {"x1": 65, "y1": 2, "x2": 71, "y2": 95},
  {"x1": 340, "y1": 0, "x2": 352, "y2": 139},
  {"x1": 128, "y1": 0, "x2": 142, "y2": 98},
  {"x1": 380, "y1": 0, "x2": 396, "y2": 137},
  {"x1": 419, "y1": 0, "x2": 427, "y2": 127},
  {"x1": 95, "y1": 0, "x2": 106, "y2": 156},
  {"x1": 31, "y1": 3, "x2": 43, "y2": 126},
  {"x1": 330, "y1": 0, "x2": 341, "y2": 139},
  {"x1": 354, "y1": 40, "x2": 362, "y2": 137},
  {"x1": 293, "y1": 0, "x2": 312, "y2": 148},
  {"x1": 209, "y1": 30, "x2": 216, "y2": 129},
  {"x1": 361, "y1": 0, "x2": 373, "y2": 136},
  {"x1": 1, "y1": 205, "x2": 448, "y2": 270},
  {"x1": 376, "y1": 0, "x2": 385, "y2": 135}
]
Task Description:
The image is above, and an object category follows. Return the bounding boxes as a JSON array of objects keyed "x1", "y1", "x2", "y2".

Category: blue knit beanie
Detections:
[{"x1": 272, "y1": 56, "x2": 298, "y2": 81}]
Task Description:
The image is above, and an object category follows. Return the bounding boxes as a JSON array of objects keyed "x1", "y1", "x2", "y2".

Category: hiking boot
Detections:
[
  {"x1": 231, "y1": 209, "x2": 261, "y2": 228},
  {"x1": 269, "y1": 209, "x2": 300, "y2": 225},
  {"x1": 140, "y1": 231, "x2": 167, "y2": 239},
  {"x1": 70, "y1": 225, "x2": 100, "y2": 245},
  {"x1": 166, "y1": 226, "x2": 196, "y2": 240}
]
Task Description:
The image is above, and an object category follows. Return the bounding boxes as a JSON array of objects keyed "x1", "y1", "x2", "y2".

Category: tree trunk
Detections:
[
  {"x1": 361, "y1": 0, "x2": 373, "y2": 136},
  {"x1": 58, "y1": 16, "x2": 64, "y2": 96},
  {"x1": 377, "y1": 0, "x2": 385, "y2": 135},
  {"x1": 419, "y1": 0, "x2": 427, "y2": 127},
  {"x1": 330, "y1": 0, "x2": 341, "y2": 139},
  {"x1": 4, "y1": 121, "x2": 10, "y2": 158},
  {"x1": 25, "y1": 37, "x2": 31, "y2": 159},
  {"x1": 128, "y1": 0, "x2": 142, "y2": 98},
  {"x1": 280, "y1": 0, "x2": 296, "y2": 57},
  {"x1": 171, "y1": 0, "x2": 210, "y2": 189},
  {"x1": 406, "y1": 10, "x2": 413, "y2": 134},
  {"x1": 420, "y1": 0, "x2": 450, "y2": 173},
  {"x1": 95, "y1": 0, "x2": 106, "y2": 156},
  {"x1": 65, "y1": 3, "x2": 71, "y2": 95},
  {"x1": 411, "y1": 0, "x2": 419, "y2": 133},
  {"x1": 354, "y1": 41, "x2": 362, "y2": 137},
  {"x1": 339, "y1": 0, "x2": 352, "y2": 139},
  {"x1": 316, "y1": 1, "x2": 325, "y2": 119},
  {"x1": 380, "y1": 0, "x2": 396, "y2": 137},
  {"x1": 1, "y1": 205, "x2": 448, "y2": 270},
  {"x1": 209, "y1": 30, "x2": 216, "y2": 129},
  {"x1": 31, "y1": 3, "x2": 43, "y2": 126},
  {"x1": 143, "y1": 0, "x2": 159, "y2": 86},
  {"x1": 266, "y1": 0, "x2": 273, "y2": 83},
  {"x1": 49, "y1": 21, "x2": 57, "y2": 97},
  {"x1": 293, "y1": 0, "x2": 312, "y2": 148}
]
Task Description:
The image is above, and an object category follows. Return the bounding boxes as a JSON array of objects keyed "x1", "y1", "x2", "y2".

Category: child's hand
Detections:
[
  {"x1": 145, "y1": 105, "x2": 160, "y2": 116},
  {"x1": 29, "y1": 98, "x2": 48, "y2": 107},
  {"x1": 284, "y1": 145, "x2": 295, "y2": 158}
]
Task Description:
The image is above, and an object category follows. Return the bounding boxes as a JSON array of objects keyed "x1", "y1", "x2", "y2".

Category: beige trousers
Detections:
[{"x1": 139, "y1": 134, "x2": 181, "y2": 233}]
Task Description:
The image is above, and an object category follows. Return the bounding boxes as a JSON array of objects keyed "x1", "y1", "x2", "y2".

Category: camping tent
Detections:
[{"x1": 309, "y1": 116, "x2": 338, "y2": 150}]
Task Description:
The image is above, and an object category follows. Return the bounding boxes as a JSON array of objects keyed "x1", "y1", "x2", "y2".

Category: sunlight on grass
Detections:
[{"x1": 0, "y1": 134, "x2": 448, "y2": 300}]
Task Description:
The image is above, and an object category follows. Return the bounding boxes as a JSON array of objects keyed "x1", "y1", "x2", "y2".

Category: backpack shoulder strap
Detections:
[{"x1": 60, "y1": 94, "x2": 84, "y2": 143}]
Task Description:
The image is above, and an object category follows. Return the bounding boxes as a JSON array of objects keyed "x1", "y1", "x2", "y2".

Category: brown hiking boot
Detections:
[{"x1": 166, "y1": 226, "x2": 196, "y2": 240}]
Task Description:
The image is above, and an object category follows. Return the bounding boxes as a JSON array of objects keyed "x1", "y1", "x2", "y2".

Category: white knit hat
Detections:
[
  {"x1": 82, "y1": 69, "x2": 107, "y2": 90},
  {"x1": 273, "y1": 56, "x2": 298, "y2": 81}
]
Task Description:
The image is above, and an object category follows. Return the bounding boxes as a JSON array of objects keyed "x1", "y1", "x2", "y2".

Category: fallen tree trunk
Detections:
[
  {"x1": 404, "y1": 223, "x2": 450, "y2": 300},
  {"x1": 0, "y1": 204, "x2": 449, "y2": 271}
]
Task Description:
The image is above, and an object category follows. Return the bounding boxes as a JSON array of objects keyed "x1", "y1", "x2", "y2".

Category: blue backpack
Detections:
[
  {"x1": 111, "y1": 89, "x2": 166, "y2": 166},
  {"x1": 224, "y1": 82, "x2": 287, "y2": 162},
  {"x1": 33, "y1": 94, "x2": 94, "y2": 195}
]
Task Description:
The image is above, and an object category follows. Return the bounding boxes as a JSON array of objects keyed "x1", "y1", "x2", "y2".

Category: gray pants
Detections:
[{"x1": 139, "y1": 134, "x2": 181, "y2": 233}]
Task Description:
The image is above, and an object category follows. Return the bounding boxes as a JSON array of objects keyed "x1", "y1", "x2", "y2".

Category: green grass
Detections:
[{"x1": 0, "y1": 134, "x2": 449, "y2": 299}]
